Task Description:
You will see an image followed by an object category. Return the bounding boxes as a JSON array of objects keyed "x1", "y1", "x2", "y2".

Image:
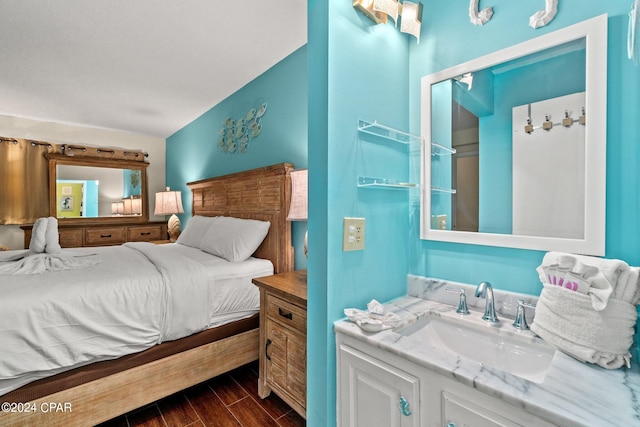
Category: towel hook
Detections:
[
  {"x1": 542, "y1": 114, "x2": 553, "y2": 130},
  {"x1": 562, "y1": 110, "x2": 573, "y2": 127}
]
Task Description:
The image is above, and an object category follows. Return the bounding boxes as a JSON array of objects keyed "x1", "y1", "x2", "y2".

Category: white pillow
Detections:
[
  {"x1": 200, "y1": 216, "x2": 270, "y2": 262},
  {"x1": 176, "y1": 215, "x2": 218, "y2": 248}
]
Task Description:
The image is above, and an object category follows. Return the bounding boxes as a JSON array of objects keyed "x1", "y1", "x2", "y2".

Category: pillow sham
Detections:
[
  {"x1": 176, "y1": 215, "x2": 218, "y2": 248},
  {"x1": 200, "y1": 216, "x2": 270, "y2": 262}
]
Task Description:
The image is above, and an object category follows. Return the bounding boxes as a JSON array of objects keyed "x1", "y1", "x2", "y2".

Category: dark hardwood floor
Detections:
[{"x1": 96, "y1": 362, "x2": 305, "y2": 427}]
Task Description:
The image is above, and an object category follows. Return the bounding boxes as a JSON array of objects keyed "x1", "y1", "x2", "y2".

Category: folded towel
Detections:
[
  {"x1": 28, "y1": 217, "x2": 48, "y2": 255},
  {"x1": 28, "y1": 217, "x2": 62, "y2": 255},
  {"x1": 344, "y1": 299, "x2": 402, "y2": 332},
  {"x1": 537, "y1": 252, "x2": 638, "y2": 310},
  {"x1": 531, "y1": 284, "x2": 637, "y2": 369},
  {"x1": 45, "y1": 217, "x2": 62, "y2": 254},
  {"x1": 0, "y1": 252, "x2": 99, "y2": 275}
]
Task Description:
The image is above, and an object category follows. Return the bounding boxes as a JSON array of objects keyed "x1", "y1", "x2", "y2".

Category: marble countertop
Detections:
[{"x1": 334, "y1": 294, "x2": 640, "y2": 427}]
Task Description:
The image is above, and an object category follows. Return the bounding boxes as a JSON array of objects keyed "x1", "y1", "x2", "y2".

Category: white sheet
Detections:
[{"x1": 0, "y1": 242, "x2": 271, "y2": 397}]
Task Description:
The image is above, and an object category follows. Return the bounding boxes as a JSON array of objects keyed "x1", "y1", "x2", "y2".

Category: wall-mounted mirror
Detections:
[
  {"x1": 421, "y1": 14, "x2": 607, "y2": 255},
  {"x1": 47, "y1": 154, "x2": 149, "y2": 224}
]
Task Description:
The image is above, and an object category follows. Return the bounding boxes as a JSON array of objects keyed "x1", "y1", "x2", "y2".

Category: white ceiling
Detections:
[{"x1": 0, "y1": 0, "x2": 307, "y2": 138}]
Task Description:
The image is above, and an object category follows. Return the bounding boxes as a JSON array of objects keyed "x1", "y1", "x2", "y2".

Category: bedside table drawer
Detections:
[
  {"x1": 85, "y1": 227, "x2": 125, "y2": 246},
  {"x1": 127, "y1": 225, "x2": 163, "y2": 241},
  {"x1": 266, "y1": 294, "x2": 306, "y2": 333}
]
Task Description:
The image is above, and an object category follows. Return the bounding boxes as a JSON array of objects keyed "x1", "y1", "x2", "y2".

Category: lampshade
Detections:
[
  {"x1": 123, "y1": 197, "x2": 142, "y2": 216},
  {"x1": 155, "y1": 187, "x2": 184, "y2": 242},
  {"x1": 287, "y1": 169, "x2": 308, "y2": 221},
  {"x1": 154, "y1": 188, "x2": 184, "y2": 216},
  {"x1": 111, "y1": 201, "x2": 124, "y2": 215}
]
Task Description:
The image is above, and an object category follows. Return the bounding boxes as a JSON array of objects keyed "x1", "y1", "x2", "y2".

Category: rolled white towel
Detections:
[
  {"x1": 45, "y1": 217, "x2": 62, "y2": 254},
  {"x1": 28, "y1": 218, "x2": 48, "y2": 254},
  {"x1": 531, "y1": 284, "x2": 637, "y2": 369}
]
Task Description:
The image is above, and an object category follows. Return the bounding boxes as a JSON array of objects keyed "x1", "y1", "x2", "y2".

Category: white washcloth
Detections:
[
  {"x1": 344, "y1": 299, "x2": 402, "y2": 332},
  {"x1": 45, "y1": 217, "x2": 62, "y2": 254},
  {"x1": 531, "y1": 284, "x2": 637, "y2": 369}
]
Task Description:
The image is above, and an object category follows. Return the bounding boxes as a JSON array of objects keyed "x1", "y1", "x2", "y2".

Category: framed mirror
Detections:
[
  {"x1": 421, "y1": 15, "x2": 607, "y2": 255},
  {"x1": 46, "y1": 154, "x2": 149, "y2": 224}
]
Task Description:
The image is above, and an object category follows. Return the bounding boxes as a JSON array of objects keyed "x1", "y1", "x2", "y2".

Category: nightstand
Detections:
[{"x1": 252, "y1": 270, "x2": 307, "y2": 419}]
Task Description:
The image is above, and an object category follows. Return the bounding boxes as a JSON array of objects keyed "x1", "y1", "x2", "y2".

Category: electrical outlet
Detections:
[
  {"x1": 437, "y1": 214, "x2": 447, "y2": 230},
  {"x1": 343, "y1": 217, "x2": 365, "y2": 251},
  {"x1": 432, "y1": 214, "x2": 448, "y2": 230}
]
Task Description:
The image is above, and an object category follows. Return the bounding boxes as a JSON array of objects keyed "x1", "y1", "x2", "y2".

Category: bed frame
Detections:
[{"x1": 0, "y1": 163, "x2": 295, "y2": 427}]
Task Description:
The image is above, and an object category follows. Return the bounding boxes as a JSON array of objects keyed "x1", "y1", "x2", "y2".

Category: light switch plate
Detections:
[{"x1": 343, "y1": 217, "x2": 365, "y2": 251}]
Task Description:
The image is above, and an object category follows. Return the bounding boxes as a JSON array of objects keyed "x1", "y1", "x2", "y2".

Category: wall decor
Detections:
[
  {"x1": 468, "y1": 0, "x2": 558, "y2": 29},
  {"x1": 217, "y1": 102, "x2": 267, "y2": 154},
  {"x1": 469, "y1": 0, "x2": 493, "y2": 26}
]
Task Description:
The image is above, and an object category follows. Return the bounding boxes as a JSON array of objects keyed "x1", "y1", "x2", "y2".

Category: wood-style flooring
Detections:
[{"x1": 97, "y1": 362, "x2": 305, "y2": 427}]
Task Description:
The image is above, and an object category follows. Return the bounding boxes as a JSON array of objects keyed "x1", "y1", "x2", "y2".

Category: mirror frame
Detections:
[
  {"x1": 420, "y1": 14, "x2": 607, "y2": 255},
  {"x1": 46, "y1": 153, "x2": 149, "y2": 225}
]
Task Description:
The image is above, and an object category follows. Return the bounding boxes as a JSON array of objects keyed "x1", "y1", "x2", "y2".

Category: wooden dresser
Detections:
[
  {"x1": 252, "y1": 270, "x2": 307, "y2": 419},
  {"x1": 21, "y1": 221, "x2": 168, "y2": 249}
]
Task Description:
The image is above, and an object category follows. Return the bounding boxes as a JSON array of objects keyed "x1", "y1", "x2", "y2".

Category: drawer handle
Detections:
[
  {"x1": 398, "y1": 396, "x2": 412, "y2": 416},
  {"x1": 265, "y1": 338, "x2": 272, "y2": 361},
  {"x1": 278, "y1": 308, "x2": 293, "y2": 320},
  {"x1": 140, "y1": 232, "x2": 151, "y2": 236},
  {"x1": 100, "y1": 234, "x2": 112, "y2": 238}
]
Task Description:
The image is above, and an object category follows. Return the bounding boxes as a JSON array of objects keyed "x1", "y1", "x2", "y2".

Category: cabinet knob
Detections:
[
  {"x1": 446, "y1": 423, "x2": 457, "y2": 427},
  {"x1": 398, "y1": 396, "x2": 412, "y2": 416}
]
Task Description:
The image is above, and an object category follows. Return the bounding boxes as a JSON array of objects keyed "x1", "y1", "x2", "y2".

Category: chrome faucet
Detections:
[{"x1": 475, "y1": 281, "x2": 499, "y2": 323}]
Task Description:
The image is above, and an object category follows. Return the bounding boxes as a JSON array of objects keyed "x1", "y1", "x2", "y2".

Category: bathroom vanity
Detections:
[{"x1": 335, "y1": 277, "x2": 640, "y2": 426}]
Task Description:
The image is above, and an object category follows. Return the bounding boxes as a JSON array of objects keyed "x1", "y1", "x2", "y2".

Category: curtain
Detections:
[{"x1": 0, "y1": 138, "x2": 60, "y2": 224}]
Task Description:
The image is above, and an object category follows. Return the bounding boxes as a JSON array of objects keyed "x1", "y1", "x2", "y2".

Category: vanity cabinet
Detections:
[
  {"x1": 338, "y1": 344, "x2": 420, "y2": 427},
  {"x1": 337, "y1": 333, "x2": 554, "y2": 427},
  {"x1": 21, "y1": 221, "x2": 167, "y2": 248}
]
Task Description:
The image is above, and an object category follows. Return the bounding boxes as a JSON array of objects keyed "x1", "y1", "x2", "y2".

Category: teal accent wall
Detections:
[
  {"x1": 409, "y1": 2, "x2": 640, "y2": 296},
  {"x1": 165, "y1": 45, "x2": 308, "y2": 269}
]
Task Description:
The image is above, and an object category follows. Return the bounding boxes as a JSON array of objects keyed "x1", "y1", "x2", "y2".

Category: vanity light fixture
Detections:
[
  {"x1": 353, "y1": 0, "x2": 423, "y2": 42},
  {"x1": 373, "y1": 0, "x2": 399, "y2": 24},
  {"x1": 353, "y1": 0, "x2": 387, "y2": 24},
  {"x1": 155, "y1": 187, "x2": 184, "y2": 242}
]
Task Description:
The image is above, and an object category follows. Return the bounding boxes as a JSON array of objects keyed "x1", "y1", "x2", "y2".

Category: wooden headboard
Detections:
[{"x1": 186, "y1": 163, "x2": 295, "y2": 274}]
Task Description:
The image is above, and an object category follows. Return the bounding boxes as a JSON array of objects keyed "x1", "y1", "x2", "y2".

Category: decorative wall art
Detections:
[
  {"x1": 468, "y1": 0, "x2": 558, "y2": 29},
  {"x1": 217, "y1": 102, "x2": 267, "y2": 154}
]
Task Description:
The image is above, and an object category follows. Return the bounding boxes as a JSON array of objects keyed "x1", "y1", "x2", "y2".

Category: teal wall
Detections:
[
  {"x1": 308, "y1": 1, "x2": 410, "y2": 425},
  {"x1": 409, "y1": 1, "x2": 640, "y2": 297},
  {"x1": 166, "y1": 2, "x2": 640, "y2": 426},
  {"x1": 165, "y1": 45, "x2": 308, "y2": 269}
]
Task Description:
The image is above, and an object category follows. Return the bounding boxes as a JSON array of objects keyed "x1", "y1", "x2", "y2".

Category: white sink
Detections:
[{"x1": 397, "y1": 314, "x2": 556, "y2": 384}]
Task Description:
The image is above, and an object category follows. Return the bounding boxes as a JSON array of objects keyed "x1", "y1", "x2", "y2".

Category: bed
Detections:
[{"x1": 0, "y1": 162, "x2": 295, "y2": 427}]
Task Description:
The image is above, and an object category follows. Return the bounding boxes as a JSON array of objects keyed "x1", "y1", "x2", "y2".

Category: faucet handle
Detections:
[
  {"x1": 512, "y1": 299, "x2": 536, "y2": 330},
  {"x1": 446, "y1": 288, "x2": 470, "y2": 315}
]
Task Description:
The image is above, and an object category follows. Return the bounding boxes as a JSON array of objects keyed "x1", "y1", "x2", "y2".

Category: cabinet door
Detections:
[
  {"x1": 265, "y1": 320, "x2": 306, "y2": 407},
  {"x1": 338, "y1": 344, "x2": 420, "y2": 427}
]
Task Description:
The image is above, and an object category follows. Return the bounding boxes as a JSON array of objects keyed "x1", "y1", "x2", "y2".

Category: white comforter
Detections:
[{"x1": 0, "y1": 242, "x2": 210, "y2": 396}]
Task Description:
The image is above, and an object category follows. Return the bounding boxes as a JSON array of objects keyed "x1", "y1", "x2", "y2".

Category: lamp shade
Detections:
[
  {"x1": 154, "y1": 188, "x2": 184, "y2": 216},
  {"x1": 287, "y1": 169, "x2": 307, "y2": 221}
]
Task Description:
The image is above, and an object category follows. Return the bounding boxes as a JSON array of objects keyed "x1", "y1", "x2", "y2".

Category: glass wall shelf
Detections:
[
  {"x1": 357, "y1": 120, "x2": 422, "y2": 145},
  {"x1": 358, "y1": 176, "x2": 419, "y2": 189},
  {"x1": 431, "y1": 186, "x2": 457, "y2": 194},
  {"x1": 431, "y1": 142, "x2": 456, "y2": 156}
]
